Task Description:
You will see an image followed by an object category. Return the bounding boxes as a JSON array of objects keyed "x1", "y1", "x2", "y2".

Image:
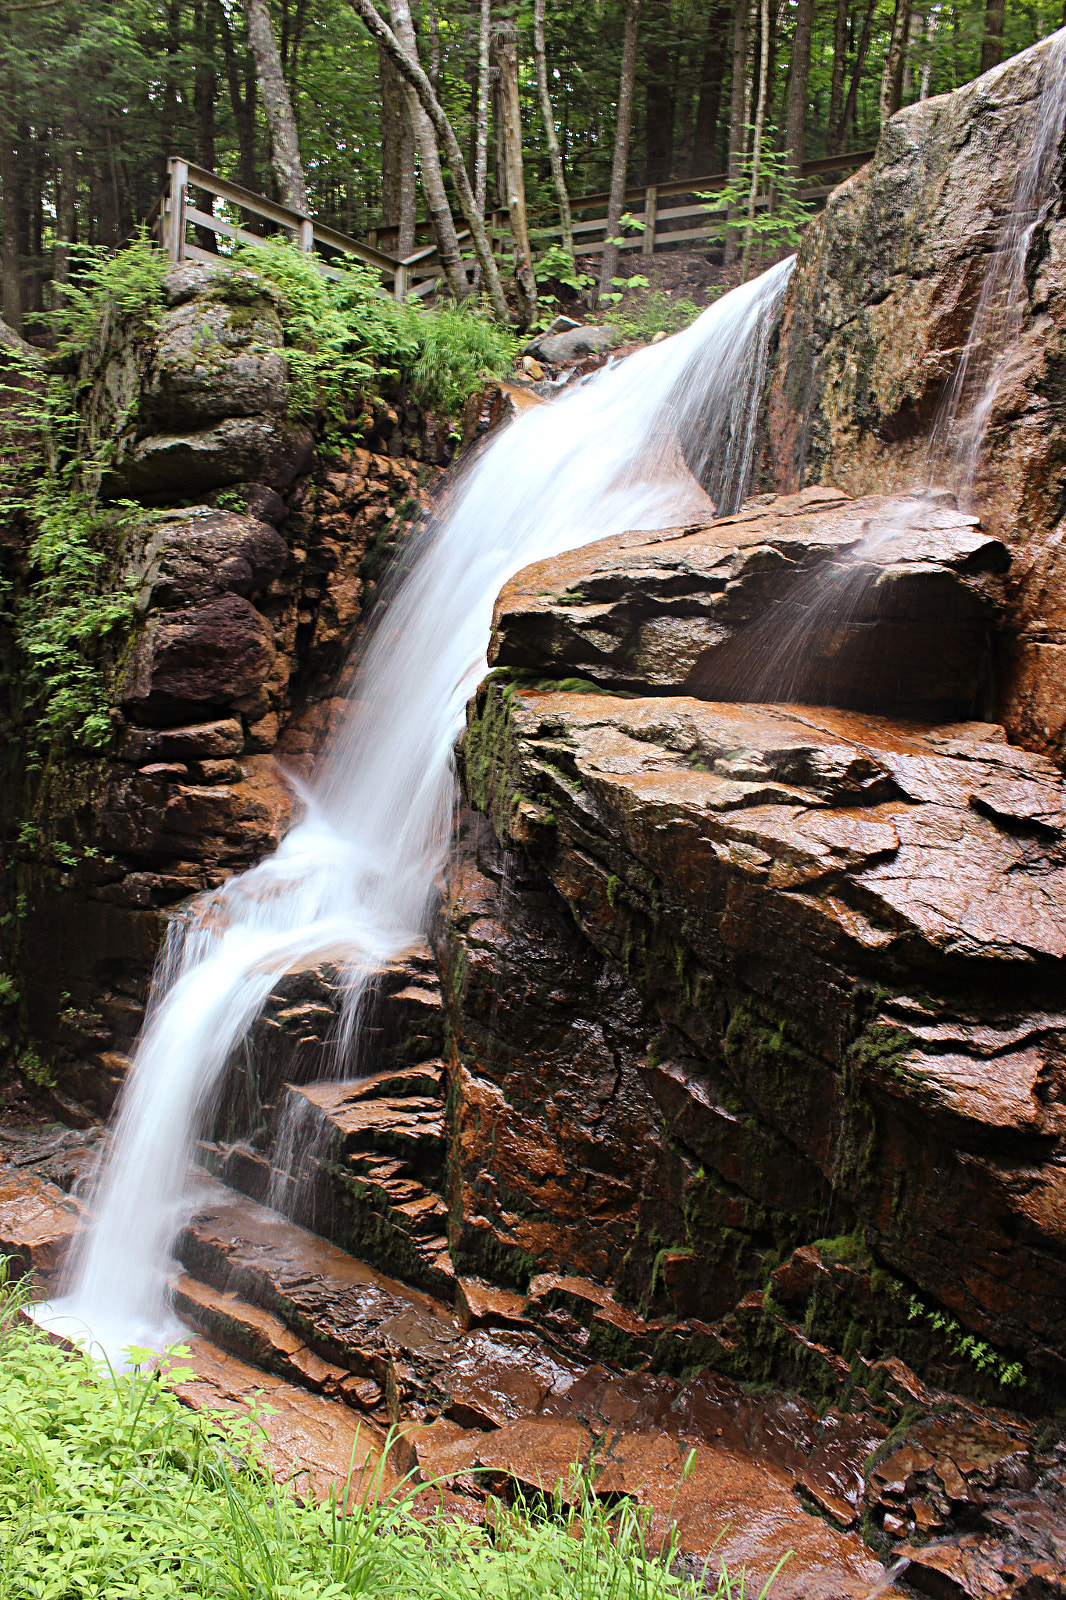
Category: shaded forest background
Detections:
[{"x1": 2, "y1": 0, "x2": 1062, "y2": 337}]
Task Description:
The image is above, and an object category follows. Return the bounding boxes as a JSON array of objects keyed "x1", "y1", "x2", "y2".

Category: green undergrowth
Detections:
[
  {"x1": 0, "y1": 1268, "x2": 756, "y2": 1600},
  {"x1": 229, "y1": 240, "x2": 518, "y2": 419}
]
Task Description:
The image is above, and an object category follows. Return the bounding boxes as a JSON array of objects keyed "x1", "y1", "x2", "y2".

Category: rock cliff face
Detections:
[
  {"x1": 3, "y1": 260, "x2": 447, "y2": 1103},
  {"x1": 447, "y1": 480, "x2": 1066, "y2": 1415},
  {"x1": 768, "y1": 30, "x2": 1066, "y2": 762}
]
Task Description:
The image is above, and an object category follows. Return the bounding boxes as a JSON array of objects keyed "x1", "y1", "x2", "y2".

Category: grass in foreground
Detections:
[{"x1": 0, "y1": 1270, "x2": 757, "y2": 1600}]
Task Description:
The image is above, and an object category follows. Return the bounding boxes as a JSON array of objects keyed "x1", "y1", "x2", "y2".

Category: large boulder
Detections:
[
  {"x1": 489, "y1": 487, "x2": 1008, "y2": 718},
  {"x1": 140, "y1": 295, "x2": 288, "y2": 428},
  {"x1": 768, "y1": 30, "x2": 1066, "y2": 760}
]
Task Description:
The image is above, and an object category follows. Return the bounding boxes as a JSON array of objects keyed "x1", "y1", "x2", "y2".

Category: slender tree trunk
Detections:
[
  {"x1": 242, "y1": 0, "x2": 309, "y2": 213},
  {"x1": 741, "y1": 0, "x2": 770, "y2": 280},
  {"x1": 598, "y1": 0, "x2": 640, "y2": 303},
  {"x1": 426, "y1": 0, "x2": 441, "y2": 83},
  {"x1": 880, "y1": 0, "x2": 914, "y2": 124},
  {"x1": 380, "y1": 46, "x2": 417, "y2": 256},
  {"x1": 389, "y1": 0, "x2": 468, "y2": 300},
  {"x1": 216, "y1": 0, "x2": 259, "y2": 192},
  {"x1": 193, "y1": 0, "x2": 219, "y2": 250},
  {"x1": 835, "y1": 0, "x2": 877, "y2": 152},
  {"x1": 724, "y1": 0, "x2": 751, "y2": 266},
  {"x1": 980, "y1": 0, "x2": 1005, "y2": 74},
  {"x1": 533, "y1": 0, "x2": 573, "y2": 257},
  {"x1": 826, "y1": 0, "x2": 849, "y2": 150},
  {"x1": 493, "y1": 20, "x2": 536, "y2": 324},
  {"x1": 784, "y1": 0, "x2": 814, "y2": 180},
  {"x1": 919, "y1": 4, "x2": 938, "y2": 99},
  {"x1": 54, "y1": 126, "x2": 77, "y2": 308},
  {"x1": 161, "y1": 0, "x2": 182, "y2": 173},
  {"x1": 643, "y1": 0, "x2": 675, "y2": 184},
  {"x1": 348, "y1": 0, "x2": 511, "y2": 322},
  {"x1": 472, "y1": 0, "x2": 491, "y2": 286},
  {"x1": 692, "y1": 0, "x2": 730, "y2": 175},
  {"x1": 1, "y1": 133, "x2": 21, "y2": 332}
]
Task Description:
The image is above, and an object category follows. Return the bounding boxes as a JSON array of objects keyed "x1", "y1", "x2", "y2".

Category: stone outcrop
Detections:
[
  {"x1": 489, "y1": 487, "x2": 1008, "y2": 717},
  {"x1": 768, "y1": 30, "x2": 1066, "y2": 762},
  {"x1": 4, "y1": 259, "x2": 446, "y2": 1097}
]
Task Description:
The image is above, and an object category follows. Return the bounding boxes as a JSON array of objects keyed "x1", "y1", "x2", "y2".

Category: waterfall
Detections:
[
  {"x1": 36, "y1": 258, "x2": 794, "y2": 1364},
  {"x1": 924, "y1": 27, "x2": 1066, "y2": 496}
]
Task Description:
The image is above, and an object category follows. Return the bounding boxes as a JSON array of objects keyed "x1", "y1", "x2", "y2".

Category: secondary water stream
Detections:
[{"x1": 38, "y1": 258, "x2": 794, "y2": 1363}]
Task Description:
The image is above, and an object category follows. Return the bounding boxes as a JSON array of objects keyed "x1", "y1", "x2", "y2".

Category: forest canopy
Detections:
[{"x1": 1, "y1": 0, "x2": 1061, "y2": 335}]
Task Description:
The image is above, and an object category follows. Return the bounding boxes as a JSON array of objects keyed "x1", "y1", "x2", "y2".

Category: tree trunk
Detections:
[
  {"x1": 533, "y1": 0, "x2": 574, "y2": 257},
  {"x1": 980, "y1": 0, "x2": 1005, "y2": 75},
  {"x1": 472, "y1": 0, "x2": 491, "y2": 285},
  {"x1": 643, "y1": 0, "x2": 675, "y2": 184},
  {"x1": 347, "y1": 0, "x2": 510, "y2": 322},
  {"x1": 493, "y1": 20, "x2": 536, "y2": 324},
  {"x1": 193, "y1": 0, "x2": 219, "y2": 250},
  {"x1": 724, "y1": 0, "x2": 751, "y2": 267},
  {"x1": 380, "y1": 45, "x2": 416, "y2": 256},
  {"x1": 826, "y1": 0, "x2": 849, "y2": 150},
  {"x1": 741, "y1": 0, "x2": 770, "y2": 281},
  {"x1": 216, "y1": 0, "x2": 259, "y2": 192},
  {"x1": 54, "y1": 126, "x2": 77, "y2": 308},
  {"x1": 389, "y1": 0, "x2": 468, "y2": 300},
  {"x1": 880, "y1": 0, "x2": 914, "y2": 125},
  {"x1": 1, "y1": 133, "x2": 21, "y2": 332},
  {"x1": 919, "y1": 4, "x2": 937, "y2": 100},
  {"x1": 242, "y1": 0, "x2": 309, "y2": 213},
  {"x1": 834, "y1": 0, "x2": 877, "y2": 152},
  {"x1": 783, "y1": 0, "x2": 814, "y2": 180},
  {"x1": 598, "y1": 0, "x2": 640, "y2": 303},
  {"x1": 691, "y1": 0, "x2": 730, "y2": 174}
]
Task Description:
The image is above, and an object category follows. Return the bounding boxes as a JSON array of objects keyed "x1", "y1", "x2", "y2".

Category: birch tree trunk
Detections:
[
  {"x1": 380, "y1": 45, "x2": 417, "y2": 257},
  {"x1": 598, "y1": 0, "x2": 640, "y2": 304},
  {"x1": 723, "y1": 0, "x2": 750, "y2": 267},
  {"x1": 472, "y1": 0, "x2": 491, "y2": 288},
  {"x1": 390, "y1": 0, "x2": 469, "y2": 301},
  {"x1": 741, "y1": 0, "x2": 770, "y2": 281},
  {"x1": 242, "y1": 0, "x2": 309, "y2": 213},
  {"x1": 533, "y1": 0, "x2": 573, "y2": 257},
  {"x1": 347, "y1": 0, "x2": 511, "y2": 322},
  {"x1": 783, "y1": 0, "x2": 814, "y2": 181},
  {"x1": 494, "y1": 20, "x2": 537, "y2": 325}
]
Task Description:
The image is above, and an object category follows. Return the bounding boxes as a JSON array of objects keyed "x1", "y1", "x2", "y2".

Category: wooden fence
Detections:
[{"x1": 152, "y1": 148, "x2": 875, "y2": 300}]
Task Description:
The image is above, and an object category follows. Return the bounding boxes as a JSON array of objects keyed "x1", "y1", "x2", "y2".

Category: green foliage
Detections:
[
  {"x1": 49, "y1": 234, "x2": 168, "y2": 359},
  {"x1": 895, "y1": 1286, "x2": 1027, "y2": 1390},
  {"x1": 607, "y1": 291, "x2": 706, "y2": 343},
  {"x1": 231, "y1": 241, "x2": 517, "y2": 419},
  {"x1": 0, "y1": 1268, "x2": 753, "y2": 1600},
  {"x1": 9, "y1": 492, "x2": 139, "y2": 758},
  {"x1": 700, "y1": 140, "x2": 815, "y2": 268},
  {"x1": 15, "y1": 1048, "x2": 54, "y2": 1092}
]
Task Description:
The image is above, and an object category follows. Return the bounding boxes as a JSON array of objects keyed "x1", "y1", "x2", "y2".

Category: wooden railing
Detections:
[
  {"x1": 152, "y1": 147, "x2": 876, "y2": 300},
  {"x1": 370, "y1": 148, "x2": 875, "y2": 262}
]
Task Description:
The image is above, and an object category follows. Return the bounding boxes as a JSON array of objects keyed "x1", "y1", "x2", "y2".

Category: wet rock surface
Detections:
[
  {"x1": 459, "y1": 683, "x2": 1066, "y2": 1382},
  {"x1": 489, "y1": 487, "x2": 1008, "y2": 717},
  {"x1": 769, "y1": 31, "x2": 1066, "y2": 762}
]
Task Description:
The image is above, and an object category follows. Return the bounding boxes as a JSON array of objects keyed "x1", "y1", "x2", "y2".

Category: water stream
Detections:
[{"x1": 37, "y1": 257, "x2": 794, "y2": 1363}]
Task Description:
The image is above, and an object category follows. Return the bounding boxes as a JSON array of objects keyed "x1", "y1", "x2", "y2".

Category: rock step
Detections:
[{"x1": 200, "y1": 1056, "x2": 454, "y2": 1299}]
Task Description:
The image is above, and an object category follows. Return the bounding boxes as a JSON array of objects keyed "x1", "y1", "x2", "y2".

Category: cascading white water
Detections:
[{"x1": 36, "y1": 257, "x2": 794, "y2": 1364}]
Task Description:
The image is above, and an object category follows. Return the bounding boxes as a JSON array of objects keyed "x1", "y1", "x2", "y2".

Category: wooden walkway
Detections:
[{"x1": 152, "y1": 149, "x2": 874, "y2": 300}]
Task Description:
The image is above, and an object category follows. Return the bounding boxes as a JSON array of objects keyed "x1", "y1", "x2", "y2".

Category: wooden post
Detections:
[
  {"x1": 642, "y1": 184, "x2": 657, "y2": 255},
  {"x1": 297, "y1": 217, "x2": 314, "y2": 252},
  {"x1": 166, "y1": 158, "x2": 189, "y2": 263}
]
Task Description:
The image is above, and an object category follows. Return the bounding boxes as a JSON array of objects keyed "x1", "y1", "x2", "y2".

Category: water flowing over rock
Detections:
[{"x1": 769, "y1": 27, "x2": 1066, "y2": 763}]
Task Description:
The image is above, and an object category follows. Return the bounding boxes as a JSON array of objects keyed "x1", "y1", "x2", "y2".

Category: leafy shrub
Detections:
[
  {"x1": 49, "y1": 231, "x2": 169, "y2": 359},
  {"x1": 0, "y1": 1265, "x2": 756, "y2": 1600},
  {"x1": 231, "y1": 240, "x2": 518, "y2": 418}
]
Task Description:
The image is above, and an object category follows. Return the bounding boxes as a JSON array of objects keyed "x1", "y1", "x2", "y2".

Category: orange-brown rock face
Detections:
[
  {"x1": 768, "y1": 33, "x2": 1066, "y2": 761},
  {"x1": 453, "y1": 675, "x2": 1066, "y2": 1400}
]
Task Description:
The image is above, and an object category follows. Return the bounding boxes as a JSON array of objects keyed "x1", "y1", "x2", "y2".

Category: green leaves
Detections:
[{"x1": 0, "y1": 1271, "x2": 751, "y2": 1600}]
